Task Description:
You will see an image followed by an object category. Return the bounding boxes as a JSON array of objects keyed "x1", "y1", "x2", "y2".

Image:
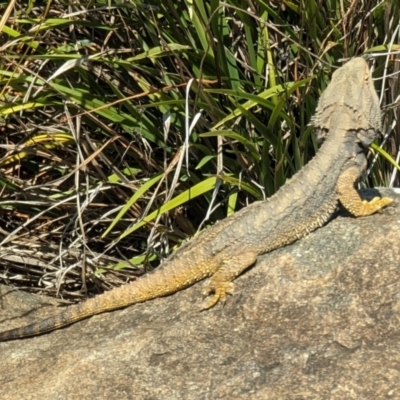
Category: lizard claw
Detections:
[
  {"x1": 362, "y1": 196, "x2": 391, "y2": 205},
  {"x1": 361, "y1": 196, "x2": 393, "y2": 214},
  {"x1": 201, "y1": 282, "x2": 234, "y2": 310}
]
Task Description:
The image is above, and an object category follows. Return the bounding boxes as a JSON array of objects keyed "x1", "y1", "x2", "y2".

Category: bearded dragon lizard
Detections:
[{"x1": 0, "y1": 57, "x2": 393, "y2": 341}]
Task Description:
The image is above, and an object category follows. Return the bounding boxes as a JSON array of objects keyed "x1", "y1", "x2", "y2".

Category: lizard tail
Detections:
[{"x1": 0, "y1": 261, "x2": 212, "y2": 341}]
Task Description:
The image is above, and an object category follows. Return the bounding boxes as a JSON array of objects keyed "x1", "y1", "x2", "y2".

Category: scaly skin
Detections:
[{"x1": 0, "y1": 58, "x2": 393, "y2": 341}]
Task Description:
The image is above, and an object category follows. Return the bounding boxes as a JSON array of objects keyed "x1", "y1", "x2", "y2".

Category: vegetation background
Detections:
[{"x1": 0, "y1": 0, "x2": 399, "y2": 302}]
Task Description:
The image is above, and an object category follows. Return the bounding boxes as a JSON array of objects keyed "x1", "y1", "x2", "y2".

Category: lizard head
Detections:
[{"x1": 312, "y1": 57, "x2": 382, "y2": 148}]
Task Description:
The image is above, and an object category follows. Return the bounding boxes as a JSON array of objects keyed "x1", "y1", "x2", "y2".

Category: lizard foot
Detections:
[
  {"x1": 201, "y1": 282, "x2": 234, "y2": 310},
  {"x1": 359, "y1": 196, "x2": 393, "y2": 215}
]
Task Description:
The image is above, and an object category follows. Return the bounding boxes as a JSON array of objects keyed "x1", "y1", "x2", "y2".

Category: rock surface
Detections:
[{"x1": 1, "y1": 188, "x2": 400, "y2": 400}]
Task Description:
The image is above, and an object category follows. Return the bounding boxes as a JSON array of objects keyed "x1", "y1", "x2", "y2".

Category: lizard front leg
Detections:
[
  {"x1": 336, "y1": 165, "x2": 393, "y2": 216},
  {"x1": 202, "y1": 250, "x2": 258, "y2": 309}
]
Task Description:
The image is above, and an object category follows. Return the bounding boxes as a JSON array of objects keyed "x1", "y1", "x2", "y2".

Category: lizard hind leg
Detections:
[
  {"x1": 337, "y1": 166, "x2": 393, "y2": 217},
  {"x1": 201, "y1": 250, "x2": 258, "y2": 310}
]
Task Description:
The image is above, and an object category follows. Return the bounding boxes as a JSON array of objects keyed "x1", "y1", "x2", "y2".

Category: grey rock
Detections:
[{"x1": 0, "y1": 188, "x2": 399, "y2": 400}]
